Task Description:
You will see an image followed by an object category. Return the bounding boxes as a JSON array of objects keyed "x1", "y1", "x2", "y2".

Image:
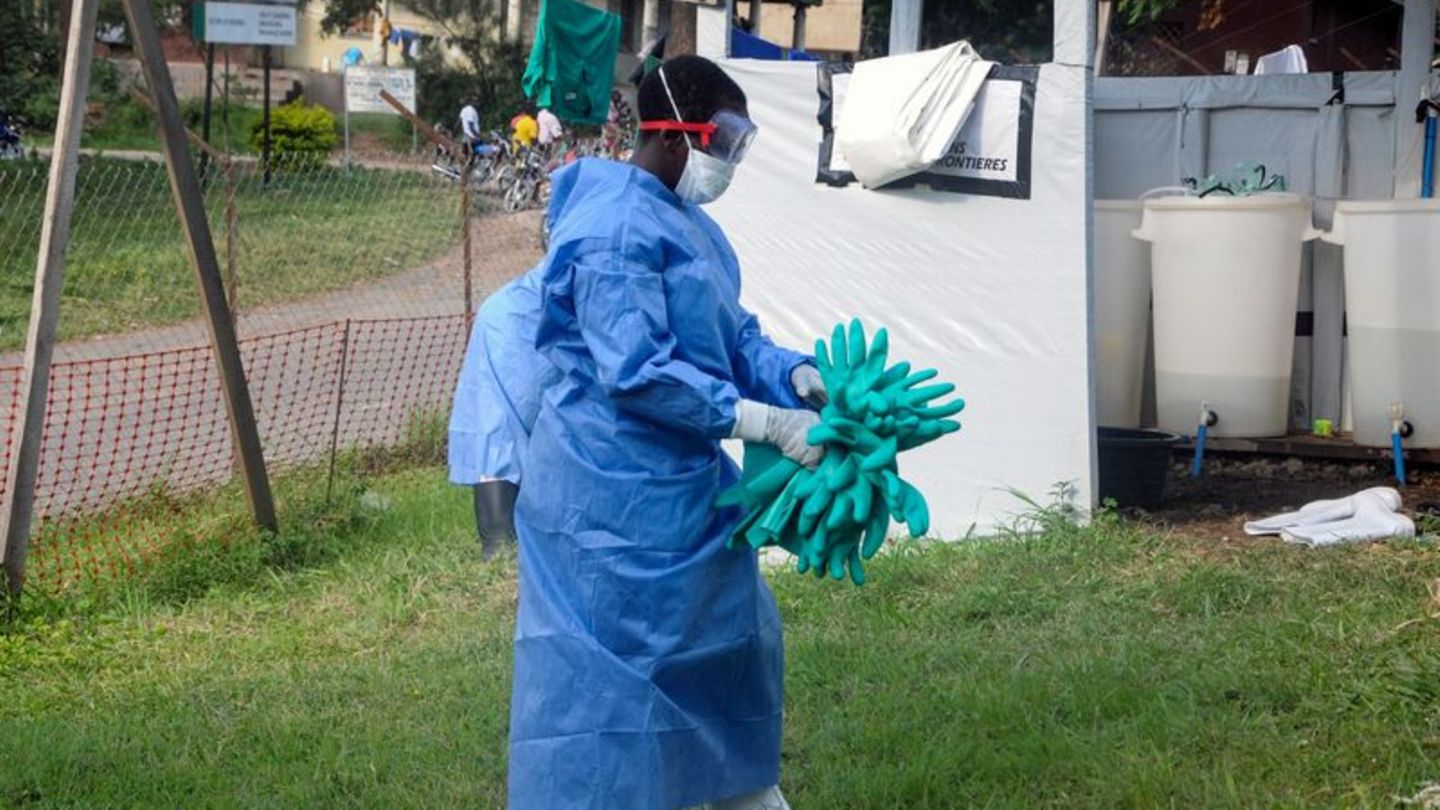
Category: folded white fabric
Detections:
[
  {"x1": 835, "y1": 41, "x2": 995, "y2": 189},
  {"x1": 1281, "y1": 506, "x2": 1415, "y2": 548},
  {"x1": 1252, "y1": 44, "x2": 1309, "y2": 75},
  {"x1": 1243, "y1": 486, "x2": 1401, "y2": 536}
]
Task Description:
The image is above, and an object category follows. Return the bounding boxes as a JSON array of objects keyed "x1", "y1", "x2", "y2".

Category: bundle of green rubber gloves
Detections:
[{"x1": 718, "y1": 319, "x2": 964, "y2": 585}]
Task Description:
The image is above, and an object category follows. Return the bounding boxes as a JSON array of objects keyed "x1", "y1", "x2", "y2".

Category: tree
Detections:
[
  {"x1": 306, "y1": 0, "x2": 526, "y2": 127},
  {"x1": 407, "y1": 0, "x2": 527, "y2": 123}
]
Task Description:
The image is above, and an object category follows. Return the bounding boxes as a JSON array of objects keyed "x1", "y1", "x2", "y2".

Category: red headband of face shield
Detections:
[{"x1": 637, "y1": 110, "x2": 758, "y2": 165}]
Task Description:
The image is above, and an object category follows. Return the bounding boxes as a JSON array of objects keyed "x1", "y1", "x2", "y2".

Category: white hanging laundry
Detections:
[
  {"x1": 1252, "y1": 44, "x2": 1309, "y2": 75},
  {"x1": 1244, "y1": 486, "x2": 1401, "y2": 535},
  {"x1": 834, "y1": 41, "x2": 995, "y2": 189}
]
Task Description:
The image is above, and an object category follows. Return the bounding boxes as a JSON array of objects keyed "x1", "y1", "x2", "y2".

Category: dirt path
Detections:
[
  {"x1": 3, "y1": 210, "x2": 541, "y2": 365},
  {"x1": 0, "y1": 210, "x2": 541, "y2": 516}
]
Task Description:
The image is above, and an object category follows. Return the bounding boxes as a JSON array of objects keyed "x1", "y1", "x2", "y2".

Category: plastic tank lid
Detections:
[
  {"x1": 1333, "y1": 198, "x2": 1440, "y2": 214},
  {"x1": 1143, "y1": 191, "x2": 1310, "y2": 211}
]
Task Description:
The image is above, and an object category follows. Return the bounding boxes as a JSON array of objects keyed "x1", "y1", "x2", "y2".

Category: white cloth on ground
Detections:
[
  {"x1": 1245, "y1": 486, "x2": 1413, "y2": 547},
  {"x1": 1281, "y1": 513, "x2": 1417, "y2": 547},
  {"x1": 1244, "y1": 486, "x2": 1401, "y2": 535}
]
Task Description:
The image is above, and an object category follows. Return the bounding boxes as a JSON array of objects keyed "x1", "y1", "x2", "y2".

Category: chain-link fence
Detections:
[{"x1": 0, "y1": 146, "x2": 546, "y2": 596}]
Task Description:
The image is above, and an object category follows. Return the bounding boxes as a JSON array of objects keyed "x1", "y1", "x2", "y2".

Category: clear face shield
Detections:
[{"x1": 637, "y1": 109, "x2": 758, "y2": 166}]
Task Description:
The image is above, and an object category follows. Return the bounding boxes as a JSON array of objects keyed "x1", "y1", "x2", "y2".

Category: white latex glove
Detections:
[
  {"x1": 731, "y1": 400, "x2": 824, "y2": 468},
  {"x1": 790, "y1": 364, "x2": 828, "y2": 410}
]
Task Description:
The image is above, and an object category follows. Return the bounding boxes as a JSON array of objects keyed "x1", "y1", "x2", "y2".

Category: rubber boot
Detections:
[{"x1": 473, "y1": 480, "x2": 519, "y2": 560}]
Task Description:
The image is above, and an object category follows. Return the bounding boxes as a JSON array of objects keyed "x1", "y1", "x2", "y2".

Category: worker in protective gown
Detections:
[
  {"x1": 446, "y1": 266, "x2": 555, "y2": 557},
  {"x1": 446, "y1": 167, "x2": 589, "y2": 557},
  {"x1": 508, "y1": 55, "x2": 829, "y2": 810}
]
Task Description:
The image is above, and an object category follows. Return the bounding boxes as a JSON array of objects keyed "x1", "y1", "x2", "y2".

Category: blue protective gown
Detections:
[
  {"x1": 447, "y1": 161, "x2": 589, "y2": 485},
  {"x1": 509, "y1": 158, "x2": 809, "y2": 810},
  {"x1": 446, "y1": 268, "x2": 558, "y2": 485}
]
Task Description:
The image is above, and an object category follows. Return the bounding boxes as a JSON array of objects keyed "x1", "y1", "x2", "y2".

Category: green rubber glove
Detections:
[{"x1": 716, "y1": 319, "x2": 964, "y2": 585}]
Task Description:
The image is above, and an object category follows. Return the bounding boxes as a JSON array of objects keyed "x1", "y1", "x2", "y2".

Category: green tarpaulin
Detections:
[{"x1": 522, "y1": 0, "x2": 623, "y2": 125}]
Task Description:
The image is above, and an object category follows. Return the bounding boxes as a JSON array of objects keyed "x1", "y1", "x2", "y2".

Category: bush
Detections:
[
  {"x1": 249, "y1": 99, "x2": 338, "y2": 168},
  {"x1": 19, "y1": 81, "x2": 61, "y2": 131}
]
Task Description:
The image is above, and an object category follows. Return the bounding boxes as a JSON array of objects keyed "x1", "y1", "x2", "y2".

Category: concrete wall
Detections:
[{"x1": 109, "y1": 58, "x2": 345, "y2": 113}]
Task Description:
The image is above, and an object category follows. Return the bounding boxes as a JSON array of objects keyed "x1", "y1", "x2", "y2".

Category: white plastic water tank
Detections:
[
  {"x1": 1322, "y1": 199, "x2": 1440, "y2": 447},
  {"x1": 1093, "y1": 201, "x2": 1150, "y2": 428},
  {"x1": 1134, "y1": 193, "x2": 1318, "y2": 438}
]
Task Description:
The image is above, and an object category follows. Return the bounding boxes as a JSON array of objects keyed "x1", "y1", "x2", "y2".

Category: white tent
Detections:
[
  {"x1": 696, "y1": 0, "x2": 1438, "y2": 537},
  {"x1": 700, "y1": 0, "x2": 1098, "y2": 537}
]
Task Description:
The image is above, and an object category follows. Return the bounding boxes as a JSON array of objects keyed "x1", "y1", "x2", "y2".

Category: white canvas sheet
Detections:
[
  {"x1": 712, "y1": 58, "x2": 1094, "y2": 538},
  {"x1": 834, "y1": 42, "x2": 994, "y2": 188}
]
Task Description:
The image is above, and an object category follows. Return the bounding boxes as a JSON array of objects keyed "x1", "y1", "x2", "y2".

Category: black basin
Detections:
[{"x1": 1097, "y1": 427, "x2": 1182, "y2": 509}]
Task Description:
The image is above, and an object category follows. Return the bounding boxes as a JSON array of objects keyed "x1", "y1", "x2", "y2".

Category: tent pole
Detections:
[
  {"x1": 1394, "y1": 0, "x2": 1437, "y2": 198},
  {"x1": 888, "y1": 0, "x2": 921, "y2": 55}
]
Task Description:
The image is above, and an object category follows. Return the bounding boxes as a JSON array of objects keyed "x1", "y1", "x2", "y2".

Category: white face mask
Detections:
[
  {"x1": 675, "y1": 149, "x2": 736, "y2": 205},
  {"x1": 659, "y1": 66, "x2": 737, "y2": 206}
]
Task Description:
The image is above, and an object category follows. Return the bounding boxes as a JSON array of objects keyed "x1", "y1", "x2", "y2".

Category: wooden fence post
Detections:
[
  {"x1": 121, "y1": 0, "x2": 278, "y2": 533},
  {"x1": 0, "y1": 0, "x2": 101, "y2": 596}
]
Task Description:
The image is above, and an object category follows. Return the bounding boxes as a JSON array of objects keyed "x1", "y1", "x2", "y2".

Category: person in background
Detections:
[
  {"x1": 610, "y1": 88, "x2": 633, "y2": 132},
  {"x1": 447, "y1": 156, "x2": 603, "y2": 555},
  {"x1": 505, "y1": 55, "x2": 819, "y2": 810},
  {"x1": 447, "y1": 265, "x2": 559, "y2": 559},
  {"x1": 459, "y1": 95, "x2": 483, "y2": 151},
  {"x1": 510, "y1": 105, "x2": 539, "y2": 150},
  {"x1": 604, "y1": 88, "x2": 634, "y2": 158},
  {"x1": 536, "y1": 106, "x2": 563, "y2": 148}
]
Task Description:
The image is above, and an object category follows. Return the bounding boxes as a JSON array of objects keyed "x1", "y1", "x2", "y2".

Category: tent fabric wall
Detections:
[
  {"x1": 712, "y1": 58, "x2": 1093, "y2": 537},
  {"x1": 1093, "y1": 70, "x2": 1437, "y2": 433}
]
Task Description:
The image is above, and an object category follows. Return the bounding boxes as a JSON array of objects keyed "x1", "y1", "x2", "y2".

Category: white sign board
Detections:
[
  {"x1": 201, "y1": 2, "x2": 297, "y2": 46},
  {"x1": 925, "y1": 81, "x2": 1022, "y2": 183},
  {"x1": 344, "y1": 67, "x2": 418, "y2": 115}
]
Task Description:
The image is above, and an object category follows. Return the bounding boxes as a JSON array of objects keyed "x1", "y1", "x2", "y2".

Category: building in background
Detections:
[
  {"x1": 736, "y1": 0, "x2": 862, "y2": 58},
  {"x1": 285, "y1": 2, "x2": 456, "y2": 72}
]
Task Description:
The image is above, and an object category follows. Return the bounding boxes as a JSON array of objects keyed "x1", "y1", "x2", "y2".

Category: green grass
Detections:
[
  {"x1": 28, "y1": 100, "x2": 268, "y2": 155},
  {"x1": 0, "y1": 157, "x2": 457, "y2": 349},
  {"x1": 3, "y1": 472, "x2": 1440, "y2": 807},
  {"x1": 345, "y1": 112, "x2": 423, "y2": 155}
]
